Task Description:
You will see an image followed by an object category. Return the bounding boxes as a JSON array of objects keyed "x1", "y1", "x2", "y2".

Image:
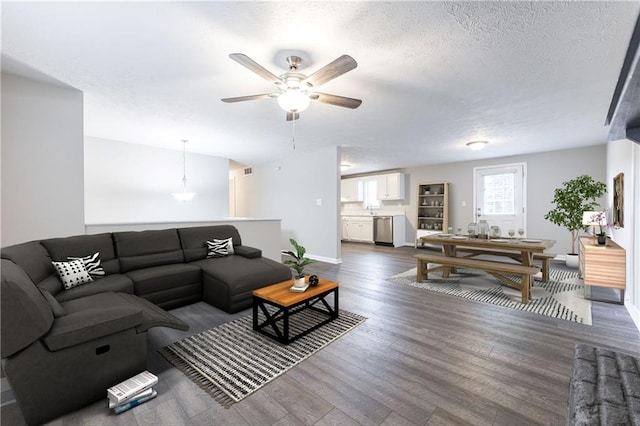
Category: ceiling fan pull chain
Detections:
[{"x1": 292, "y1": 114, "x2": 296, "y2": 150}]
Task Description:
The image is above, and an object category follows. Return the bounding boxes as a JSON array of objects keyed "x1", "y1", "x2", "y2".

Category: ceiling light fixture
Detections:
[
  {"x1": 466, "y1": 140, "x2": 489, "y2": 151},
  {"x1": 171, "y1": 139, "x2": 196, "y2": 202},
  {"x1": 277, "y1": 90, "x2": 311, "y2": 113}
]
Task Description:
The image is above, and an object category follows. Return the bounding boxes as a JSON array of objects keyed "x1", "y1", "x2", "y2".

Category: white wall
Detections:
[
  {"x1": 84, "y1": 137, "x2": 229, "y2": 224},
  {"x1": 607, "y1": 139, "x2": 639, "y2": 328},
  {"x1": 1, "y1": 72, "x2": 85, "y2": 246},
  {"x1": 378, "y1": 145, "x2": 606, "y2": 256},
  {"x1": 232, "y1": 146, "x2": 341, "y2": 263}
]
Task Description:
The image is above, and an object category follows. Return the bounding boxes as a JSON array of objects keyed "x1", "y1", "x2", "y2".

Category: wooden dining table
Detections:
[
  {"x1": 417, "y1": 234, "x2": 556, "y2": 303},
  {"x1": 419, "y1": 234, "x2": 556, "y2": 269}
]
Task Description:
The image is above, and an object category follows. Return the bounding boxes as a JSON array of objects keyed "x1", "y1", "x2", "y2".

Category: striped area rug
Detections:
[
  {"x1": 388, "y1": 267, "x2": 591, "y2": 324},
  {"x1": 159, "y1": 309, "x2": 366, "y2": 407}
]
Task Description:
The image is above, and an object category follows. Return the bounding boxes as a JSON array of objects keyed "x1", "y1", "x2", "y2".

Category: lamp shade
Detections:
[{"x1": 277, "y1": 91, "x2": 310, "y2": 112}]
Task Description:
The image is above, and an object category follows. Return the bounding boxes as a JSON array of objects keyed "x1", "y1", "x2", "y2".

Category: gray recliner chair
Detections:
[{"x1": 1, "y1": 259, "x2": 188, "y2": 426}]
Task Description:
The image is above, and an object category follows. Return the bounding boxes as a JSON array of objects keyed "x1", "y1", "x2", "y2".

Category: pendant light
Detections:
[{"x1": 171, "y1": 139, "x2": 196, "y2": 201}]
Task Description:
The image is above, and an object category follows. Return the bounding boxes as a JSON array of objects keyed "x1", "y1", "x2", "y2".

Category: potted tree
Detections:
[
  {"x1": 544, "y1": 175, "x2": 606, "y2": 267},
  {"x1": 282, "y1": 238, "x2": 316, "y2": 288}
]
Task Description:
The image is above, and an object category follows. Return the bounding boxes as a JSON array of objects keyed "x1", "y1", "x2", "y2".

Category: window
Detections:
[
  {"x1": 482, "y1": 173, "x2": 515, "y2": 215},
  {"x1": 363, "y1": 180, "x2": 380, "y2": 209}
]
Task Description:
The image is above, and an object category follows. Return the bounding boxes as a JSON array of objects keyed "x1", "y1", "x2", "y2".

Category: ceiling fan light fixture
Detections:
[
  {"x1": 466, "y1": 140, "x2": 489, "y2": 151},
  {"x1": 171, "y1": 191, "x2": 196, "y2": 201},
  {"x1": 277, "y1": 90, "x2": 310, "y2": 112}
]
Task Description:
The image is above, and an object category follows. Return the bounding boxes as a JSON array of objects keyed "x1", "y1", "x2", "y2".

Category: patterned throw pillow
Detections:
[
  {"x1": 206, "y1": 238, "x2": 234, "y2": 258},
  {"x1": 52, "y1": 259, "x2": 94, "y2": 290},
  {"x1": 67, "y1": 252, "x2": 105, "y2": 277}
]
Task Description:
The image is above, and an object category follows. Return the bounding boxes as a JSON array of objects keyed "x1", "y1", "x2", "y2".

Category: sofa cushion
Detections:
[
  {"x1": 115, "y1": 293, "x2": 189, "y2": 333},
  {"x1": 194, "y1": 255, "x2": 291, "y2": 294},
  {"x1": 114, "y1": 229, "x2": 184, "y2": 273},
  {"x1": 1, "y1": 241, "x2": 55, "y2": 284},
  {"x1": 41, "y1": 233, "x2": 119, "y2": 275},
  {"x1": 178, "y1": 225, "x2": 242, "y2": 262},
  {"x1": 44, "y1": 293, "x2": 145, "y2": 351},
  {"x1": 125, "y1": 263, "x2": 201, "y2": 296},
  {"x1": 52, "y1": 259, "x2": 94, "y2": 290},
  {"x1": 1, "y1": 259, "x2": 54, "y2": 358},
  {"x1": 55, "y1": 274, "x2": 134, "y2": 303}
]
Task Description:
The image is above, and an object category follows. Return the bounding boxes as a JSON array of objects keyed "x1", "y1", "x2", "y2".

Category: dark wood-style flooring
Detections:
[{"x1": 2, "y1": 242, "x2": 639, "y2": 425}]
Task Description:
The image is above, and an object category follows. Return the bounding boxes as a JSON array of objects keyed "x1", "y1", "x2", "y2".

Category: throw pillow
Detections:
[
  {"x1": 52, "y1": 259, "x2": 94, "y2": 290},
  {"x1": 67, "y1": 252, "x2": 105, "y2": 277},
  {"x1": 206, "y1": 238, "x2": 234, "y2": 258}
]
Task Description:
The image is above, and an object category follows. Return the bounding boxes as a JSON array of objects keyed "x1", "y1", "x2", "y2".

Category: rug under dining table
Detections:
[{"x1": 388, "y1": 266, "x2": 591, "y2": 324}]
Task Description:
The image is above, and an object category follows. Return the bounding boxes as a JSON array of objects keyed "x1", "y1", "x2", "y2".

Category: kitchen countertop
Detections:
[{"x1": 341, "y1": 211, "x2": 405, "y2": 217}]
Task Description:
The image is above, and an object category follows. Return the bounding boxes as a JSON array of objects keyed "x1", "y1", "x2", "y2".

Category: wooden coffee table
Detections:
[{"x1": 252, "y1": 278, "x2": 339, "y2": 344}]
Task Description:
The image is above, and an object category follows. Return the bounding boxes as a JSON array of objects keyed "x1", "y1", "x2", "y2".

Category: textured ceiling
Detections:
[{"x1": 2, "y1": 2, "x2": 639, "y2": 175}]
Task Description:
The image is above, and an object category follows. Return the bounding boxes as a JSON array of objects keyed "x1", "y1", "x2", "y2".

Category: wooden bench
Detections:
[
  {"x1": 415, "y1": 253, "x2": 540, "y2": 304},
  {"x1": 454, "y1": 248, "x2": 556, "y2": 282}
]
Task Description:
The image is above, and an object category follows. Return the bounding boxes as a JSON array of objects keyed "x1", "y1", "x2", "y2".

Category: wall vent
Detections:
[{"x1": 243, "y1": 166, "x2": 253, "y2": 176}]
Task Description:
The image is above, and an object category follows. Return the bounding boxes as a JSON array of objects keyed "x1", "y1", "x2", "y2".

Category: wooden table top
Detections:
[
  {"x1": 419, "y1": 235, "x2": 556, "y2": 252},
  {"x1": 253, "y1": 277, "x2": 339, "y2": 307}
]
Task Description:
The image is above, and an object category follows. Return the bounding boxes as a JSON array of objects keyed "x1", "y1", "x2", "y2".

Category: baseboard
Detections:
[
  {"x1": 307, "y1": 254, "x2": 342, "y2": 264},
  {"x1": 626, "y1": 303, "x2": 640, "y2": 333}
]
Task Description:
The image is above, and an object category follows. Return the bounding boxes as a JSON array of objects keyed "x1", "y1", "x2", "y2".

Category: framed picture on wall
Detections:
[{"x1": 613, "y1": 172, "x2": 623, "y2": 228}]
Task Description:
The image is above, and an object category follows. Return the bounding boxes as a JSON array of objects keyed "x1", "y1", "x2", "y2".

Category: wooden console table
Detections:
[{"x1": 579, "y1": 236, "x2": 626, "y2": 304}]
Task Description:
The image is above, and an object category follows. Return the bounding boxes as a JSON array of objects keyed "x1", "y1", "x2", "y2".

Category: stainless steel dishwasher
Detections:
[{"x1": 373, "y1": 216, "x2": 393, "y2": 246}]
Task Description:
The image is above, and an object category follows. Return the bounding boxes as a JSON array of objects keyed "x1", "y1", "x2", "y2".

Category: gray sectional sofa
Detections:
[{"x1": 1, "y1": 225, "x2": 291, "y2": 425}]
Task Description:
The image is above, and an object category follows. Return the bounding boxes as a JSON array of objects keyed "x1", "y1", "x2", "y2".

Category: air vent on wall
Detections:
[{"x1": 243, "y1": 166, "x2": 253, "y2": 176}]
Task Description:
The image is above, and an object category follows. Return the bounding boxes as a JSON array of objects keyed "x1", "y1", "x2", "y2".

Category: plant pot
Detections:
[
  {"x1": 293, "y1": 277, "x2": 306, "y2": 288},
  {"x1": 596, "y1": 234, "x2": 607, "y2": 245},
  {"x1": 565, "y1": 253, "x2": 579, "y2": 269}
]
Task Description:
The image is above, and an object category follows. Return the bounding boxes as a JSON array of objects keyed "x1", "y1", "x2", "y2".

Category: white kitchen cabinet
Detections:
[
  {"x1": 340, "y1": 178, "x2": 363, "y2": 202},
  {"x1": 341, "y1": 216, "x2": 373, "y2": 243},
  {"x1": 341, "y1": 217, "x2": 350, "y2": 240},
  {"x1": 376, "y1": 173, "x2": 405, "y2": 200}
]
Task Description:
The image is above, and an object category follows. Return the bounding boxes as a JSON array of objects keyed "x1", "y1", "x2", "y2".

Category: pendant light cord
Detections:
[{"x1": 181, "y1": 139, "x2": 188, "y2": 189}]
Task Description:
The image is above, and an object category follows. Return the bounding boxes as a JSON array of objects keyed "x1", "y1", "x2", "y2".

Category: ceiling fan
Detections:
[{"x1": 221, "y1": 53, "x2": 362, "y2": 121}]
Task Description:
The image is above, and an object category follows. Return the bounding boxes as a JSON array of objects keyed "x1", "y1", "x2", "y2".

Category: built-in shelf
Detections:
[{"x1": 416, "y1": 182, "x2": 449, "y2": 247}]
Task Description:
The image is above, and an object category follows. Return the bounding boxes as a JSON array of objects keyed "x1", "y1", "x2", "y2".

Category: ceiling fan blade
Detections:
[
  {"x1": 229, "y1": 53, "x2": 281, "y2": 85},
  {"x1": 313, "y1": 92, "x2": 362, "y2": 109},
  {"x1": 304, "y1": 55, "x2": 357, "y2": 87},
  {"x1": 221, "y1": 93, "x2": 275, "y2": 103},
  {"x1": 286, "y1": 111, "x2": 300, "y2": 121}
]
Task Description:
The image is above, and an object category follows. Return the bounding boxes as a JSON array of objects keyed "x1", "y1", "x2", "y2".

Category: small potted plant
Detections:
[
  {"x1": 544, "y1": 175, "x2": 606, "y2": 267},
  {"x1": 590, "y1": 211, "x2": 609, "y2": 245},
  {"x1": 282, "y1": 239, "x2": 316, "y2": 287}
]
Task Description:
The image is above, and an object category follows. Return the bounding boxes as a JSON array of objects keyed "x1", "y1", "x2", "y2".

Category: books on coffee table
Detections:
[
  {"x1": 290, "y1": 284, "x2": 309, "y2": 292},
  {"x1": 107, "y1": 371, "x2": 158, "y2": 413}
]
